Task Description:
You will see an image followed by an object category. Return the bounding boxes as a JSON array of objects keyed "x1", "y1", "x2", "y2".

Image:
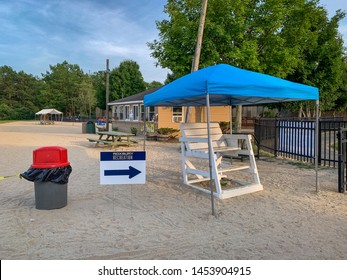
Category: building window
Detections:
[
  {"x1": 140, "y1": 105, "x2": 145, "y2": 121},
  {"x1": 118, "y1": 106, "x2": 124, "y2": 120},
  {"x1": 113, "y1": 107, "x2": 118, "y2": 120},
  {"x1": 125, "y1": 105, "x2": 130, "y2": 120},
  {"x1": 147, "y1": 106, "x2": 156, "y2": 121},
  {"x1": 172, "y1": 106, "x2": 183, "y2": 123},
  {"x1": 133, "y1": 105, "x2": 139, "y2": 121}
]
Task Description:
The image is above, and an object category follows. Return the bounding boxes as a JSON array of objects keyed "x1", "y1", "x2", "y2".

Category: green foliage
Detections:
[
  {"x1": 42, "y1": 60, "x2": 85, "y2": 115},
  {"x1": 78, "y1": 75, "x2": 96, "y2": 118},
  {"x1": 11, "y1": 107, "x2": 35, "y2": 120},
  {"x1": 130, "y1": 127, "x2": 138, "y2": 135},
  {"x1": 156, "y1": 127, "x2": 179, "y2": 135},
  {"x1": 0, "y1": 66, "x2": 42, "y2": 119},
  {"x1": 260, "y1": 110, "x2": 276, "y2": 118},
  {"x1": 284, "y1": 6, "x2": 346, "y2": 114},
  {"x1": 92, "y1": 70, "x2": 107, "y2": 109},
  {"x1": 148, "y1": 0, "x2": 346, "y2": 113},
  {"x1": 0, "y1": 104, "x2": 33, "y2": 120},
  {"x1": 110, "y1": 60, "x2": 146, "y2": 101},
  {"x1": 334, "y1": 57, "x2": 347, "y2": 111},
  {"x1": 148, "y1": 0, "x2": 201, "y2": 78},
  {"x1": 0, "y1": 58, "x2": 155, "y2": 120},
  {"x1": 219, "y1": 121, "x2": 230, "y2": 133},
  {"x1": 0, "y1": 103, "x2": 12, "y2": 120},
  {"x1": 0, "y1": 61, "x2": 99, "y2": 118},
  {"x1": 145, "y1": 80, "x2": 163, "y2": 89}
]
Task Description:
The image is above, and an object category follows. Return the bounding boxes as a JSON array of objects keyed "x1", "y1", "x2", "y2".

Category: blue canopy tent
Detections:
[
  {"x1": 144, "y1": 64, "x2": 318, "y2": 106},
  {"x1": 144, "y1": 64, "x2": 319, "y2": 215}
]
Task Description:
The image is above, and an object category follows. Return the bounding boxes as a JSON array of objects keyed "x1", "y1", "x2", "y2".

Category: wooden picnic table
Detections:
[{"x1": 87, "y1": 131, "x2": 137, "y2": 148}]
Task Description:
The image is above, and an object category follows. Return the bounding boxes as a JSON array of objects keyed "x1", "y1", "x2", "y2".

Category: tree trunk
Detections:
[
  {"x1": 235, "y1": 105, "x2": 242, "y2": 132},
  {"x1": 185, "y1": 0, "x2": 208, "y2": 123}
]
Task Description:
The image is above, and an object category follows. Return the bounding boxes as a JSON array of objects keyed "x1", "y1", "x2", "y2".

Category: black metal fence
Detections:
[
  {"x1": 254, "y1": 118, "x2": 347, "y2": 167},
  {"x1": 63, "y1": 115, "x2": 97, "y2": 122},
  {"x1": 337, "y1": 128, "x2": 347, "y2": 193}
]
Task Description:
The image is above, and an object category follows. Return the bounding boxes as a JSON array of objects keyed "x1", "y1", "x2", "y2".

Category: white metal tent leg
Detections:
[
  {"x1": 315, "y1": 100, "x2": 319, "y2": 192},
  {"x1": 206, "y1": 93, "x2": 216, "y2": 216}
]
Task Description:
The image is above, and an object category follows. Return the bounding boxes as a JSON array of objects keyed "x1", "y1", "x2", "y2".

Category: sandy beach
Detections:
[{"x1": 0, "y1": 121, "x2": 346, "y2": 260}]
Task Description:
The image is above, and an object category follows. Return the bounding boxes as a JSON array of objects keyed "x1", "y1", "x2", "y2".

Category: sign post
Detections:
[{"x1": 100, "y1": 151, "x2": 146, "y2": 185}]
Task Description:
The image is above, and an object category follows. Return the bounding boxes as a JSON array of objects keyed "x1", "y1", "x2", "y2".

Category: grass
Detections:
[
  {"x1": 285, "y1": 160, "x2": 316, "y2": 169},
  {"x1": 331, "y1": 142, "x2": 338, "y2": 150},
  {"x1": 0, "y1": 120, "x2": 17, "y2": 124}
]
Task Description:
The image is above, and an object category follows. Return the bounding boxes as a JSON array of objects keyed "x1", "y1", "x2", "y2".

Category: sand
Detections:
[{"x1": 0, "y1": 121, "x2": 346, "y2": 260}]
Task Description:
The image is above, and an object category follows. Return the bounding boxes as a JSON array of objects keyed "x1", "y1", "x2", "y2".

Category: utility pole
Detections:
[
  {"x1": 192, "y1": 0, "x2": 208, "y2": 72},
  {"x1": 185, "y1": 0, "x2": 208, "y2": 123},
  {"x1": 105, "y1": 59, "x2": 110, "y2": 131}
]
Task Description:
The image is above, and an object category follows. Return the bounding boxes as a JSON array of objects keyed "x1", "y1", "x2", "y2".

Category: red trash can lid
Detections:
[{"x1": 31, "y1": 146, "x2": 70, "y2": 169}]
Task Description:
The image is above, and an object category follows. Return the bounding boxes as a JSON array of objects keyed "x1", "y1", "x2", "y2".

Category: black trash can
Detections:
[
  {"x1": 20, "y1": 146, "x2": 72, "y2": 210},
  {"x1": 34, "y1": 181, "x2": 68, "y2": 209},
  {"x1": 86, "y1": 121, "x2": 95, "y2": 134}
]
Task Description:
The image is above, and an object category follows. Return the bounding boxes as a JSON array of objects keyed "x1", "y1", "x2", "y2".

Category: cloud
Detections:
[
  {"x1": 86, "y1": 41, "x2": 132, "y2": 56},
  {"x1": 0, "y1": 0, "x2": 167, "y2": 82}
]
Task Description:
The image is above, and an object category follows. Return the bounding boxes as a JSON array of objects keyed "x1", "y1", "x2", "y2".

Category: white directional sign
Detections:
[{"x1": 100, "y1": 151, "x2": 146, "y2": 185}]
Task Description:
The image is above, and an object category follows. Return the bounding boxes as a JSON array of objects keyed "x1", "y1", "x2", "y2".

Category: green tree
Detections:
[
  {"x1": 92, "y1": 70, "x2": 107, "y2": 109},
  {"x1": 145, "y1": 80, "x2": 163, "y2": 89},
  {"x1": 0, "y1": 103, "x2": 11, "y2": 120},
  {"x1": 148, "y1": 0, "x2": 346, "y2": 115},
  {"x1": 109, "y1": 60, "x2": 146, "y2": 101},
  {"x1": 78, "y1": 75, "x2": 96, "y2": 118},
  {"x1": 42, "y1": 61, "x2": 85, "y2": 115},
  {"x1": 333, "y1": 56, "x2": 347, "y2": 111},
  {"x1": 0, "y1": 66, "x2": 43, "y2": 119},
  {"x1": 0, "y1": 66, "x2": 18, "y2": 108},
  {"x1": 283, "y1": 5, "x2": 346, "y2": 115}
]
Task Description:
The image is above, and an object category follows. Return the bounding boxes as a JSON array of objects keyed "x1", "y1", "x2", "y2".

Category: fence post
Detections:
[
  {"x1": 337, "y1": 128, "x2": 342, "y2": 192},
  {"x1": 274, "y1": 118, "x2": 278, "y2": 157},
  {"x1": 344, "y1": 129, "x2": 347, "y2": 193},
  {"x1": 318, "y1": 119, "x2": 322, "y2": 166},
  {"x1": 254, "y1": 118, "x2": 260, "y2": 159}
]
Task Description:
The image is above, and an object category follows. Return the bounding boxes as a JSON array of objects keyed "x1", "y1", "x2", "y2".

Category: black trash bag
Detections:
[{"x1": 20, "y1": 165, "x2": 72, "y2": 184}]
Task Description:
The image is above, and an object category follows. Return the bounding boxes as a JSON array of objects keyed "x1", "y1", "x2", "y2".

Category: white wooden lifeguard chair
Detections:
[{"x1": 179, "y1": 122, "x2": 263, "y2": 199}]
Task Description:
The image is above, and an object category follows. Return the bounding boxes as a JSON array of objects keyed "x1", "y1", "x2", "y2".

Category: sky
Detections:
[{"x1": 0, "y1": 0, "x2": 346, "y2": 83}]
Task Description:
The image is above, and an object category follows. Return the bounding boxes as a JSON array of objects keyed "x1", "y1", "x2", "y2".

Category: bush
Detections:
[
  {"x1": 260, "y1": 110, "x2": 276, "y2": 118},
  {"x1": 219, "y1": 121, "x2": 230, "y2": 133},
  {"x1": 156, "y1": 127, "x2": 179, "y2": 137},
  {"x1": 0, "y1": 104, "x2": 11, "y2": 120},
  {"x1": 130, "y1": 127, "x2": 138, "y2": 135},
  {"x1": 0, "y1": 104, "x2": 35, "y2": 120},
  {"x1": 13, "y1": 107, "x2": 35, "y2": 120}
]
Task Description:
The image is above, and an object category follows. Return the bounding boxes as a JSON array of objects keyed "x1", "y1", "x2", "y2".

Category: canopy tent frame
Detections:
[{"x1": 143, "y1": 64, "x2": 319, "y2": 216}]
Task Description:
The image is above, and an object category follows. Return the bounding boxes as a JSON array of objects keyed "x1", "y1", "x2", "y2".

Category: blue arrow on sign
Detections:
[{"x1": 104, "y1": 166, "x2": 141, "y2": 179}]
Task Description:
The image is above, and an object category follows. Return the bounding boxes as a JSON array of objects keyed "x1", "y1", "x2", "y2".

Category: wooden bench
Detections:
[
  {"x1": 87, "y1": 135, "x2": 137, "y2": 148},
  {"x1": 87, "y1": 138, "x2": 111, "y2": 146},
  {"x1": 179, "y1": 122, "x2": 263, "y2": 199}
]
